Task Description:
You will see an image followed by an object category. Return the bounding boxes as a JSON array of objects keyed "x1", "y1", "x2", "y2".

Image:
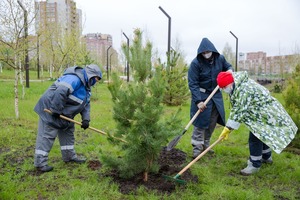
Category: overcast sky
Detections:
[{"x1": 75, "y1": 0, "x2": 300, "y2": 63}]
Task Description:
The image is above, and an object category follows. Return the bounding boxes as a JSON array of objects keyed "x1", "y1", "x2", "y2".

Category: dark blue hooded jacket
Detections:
[{"x1": 188, "y1": 38, "x2": 232, "y2": 128}]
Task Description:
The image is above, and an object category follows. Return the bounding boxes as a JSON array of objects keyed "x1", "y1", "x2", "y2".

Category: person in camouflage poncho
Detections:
[{"x1": 217, "y1": 71, "x2": 298, "y2": 175}]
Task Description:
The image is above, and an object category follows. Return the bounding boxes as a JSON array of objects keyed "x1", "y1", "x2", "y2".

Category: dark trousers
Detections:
[
  {"x1": 248, "y1": 131, "x2": 272, "y2": 168},
  {"x1": 191, "y1": 104, "x2": 219, "y2": 156}
]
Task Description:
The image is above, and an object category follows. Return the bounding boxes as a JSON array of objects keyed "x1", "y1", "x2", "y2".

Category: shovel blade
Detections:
[{"x1": 166, "y1": 135, "x2": 182, "y2": 151}]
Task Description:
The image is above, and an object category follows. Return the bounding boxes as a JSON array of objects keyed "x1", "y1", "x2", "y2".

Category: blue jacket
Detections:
[
  {"x1": 188, "y1": 38, "x2": 232, "y2": 128},
  {"x1": 34, "y1": 64, "x2": 102, "y2": 129}
]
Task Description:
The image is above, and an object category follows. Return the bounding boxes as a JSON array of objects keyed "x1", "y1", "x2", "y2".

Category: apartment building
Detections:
[
  {"x1": 83, "y1": 33, "x2": 115, "y2": 69},
  {"x1": 238, "y1": 51, "x2": 298, "y2": 75},
  {"x1": 35, "y1": 0, "x2": 82, "y2": 34}
]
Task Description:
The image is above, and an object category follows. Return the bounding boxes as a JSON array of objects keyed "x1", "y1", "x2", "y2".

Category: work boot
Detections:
[
  {"x1": 65, "y1": 157, "x2": 86, "y2": 164},
  {"x1": 261, "y1": 157, "x2": 273, "y2": 164},
  {"x1": 204, "y1": 140, "x2": 215, "y2": 154},
  {"x1": 36, "y1": 165, "x2": 53, "y2": 172},
  {"x1": 204, "y1": 145, "x2": 215, "y2": 154},
  {"x1": 192, "y1": 144, "x2": 204, "y2": 159},
  {"x1": 240, "y1": 160, "x2": 260, "y2": 176}
]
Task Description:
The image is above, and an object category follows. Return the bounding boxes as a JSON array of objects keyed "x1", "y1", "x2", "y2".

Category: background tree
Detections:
[
  {"x1": 222, "y1": 42, "x2": 235, "y2": 68},
  {"x1": 162, "y1": 50, "x2": 189, "y2": 106},
  {"x1": 102, "y1": 29, "x2": 182, "y2": 181},
  {"x1": 38, "y1": 25, "x2": 86, "y2": 78},
  {"x1": 35, "y1": 7, "x2": 94, "y2": 79},
  {"x1": 283, "y1": 63, "x2": 300, "y2": 149},
  {"x1": 0, "y1": 0, "x2": 35, "y2": 118}
]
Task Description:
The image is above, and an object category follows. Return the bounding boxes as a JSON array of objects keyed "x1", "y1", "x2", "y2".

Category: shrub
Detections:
[{"x1": 283, "y1": 64, "x2": 300, "y2": 148}]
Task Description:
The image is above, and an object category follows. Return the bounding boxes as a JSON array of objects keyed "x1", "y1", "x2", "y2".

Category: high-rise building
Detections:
[
  {"x1": 35, "y1": 0, "x2": 82, "y2": 35},
  {"x1": 83, "y1": 33, "x2": 114, "y2": 67}
]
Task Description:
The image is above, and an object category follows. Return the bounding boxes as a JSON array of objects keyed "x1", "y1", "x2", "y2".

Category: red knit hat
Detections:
[{"x1": 217, "y1": 72, "x2": 234, "y2": 88}]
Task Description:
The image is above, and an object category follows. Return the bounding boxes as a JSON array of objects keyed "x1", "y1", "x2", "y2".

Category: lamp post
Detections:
[
  {"x1": 106, "y1": 45, "x2": 112, "y2": 82},
  {"x1": 37, "y1": 33, "x2": 40, "y2": 79},
  {"x1": 17, "y1": 0, "x2": 29, "y2": 87},
  {"x1": 122, "y1": 32, "x2": 130, "y2": 82},
  {"x1": 109, "y1": 52, "x2": 114, "y2": 79},
  {"x1": 229, "y1": 31, "x2": 238, "y2": 72},
  {"x1": 158, "y1": 6, "x2": 171, "y2": 55}
]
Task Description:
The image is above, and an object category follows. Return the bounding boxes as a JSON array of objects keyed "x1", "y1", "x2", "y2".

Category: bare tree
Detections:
[
  {"x1": 222, "y1": 42, "x2": 235, "y2": 68},
  {"x1": 36, "y1": 19, "x2": 92, "y2": 78},
  {"x1": 0, "y1": 0, "x2": 35, "y2": 119}
]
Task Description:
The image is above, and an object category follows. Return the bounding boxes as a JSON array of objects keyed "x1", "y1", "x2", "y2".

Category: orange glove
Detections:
[{"x1": 219, "y1": 127, "x2": 231, "y2": 141}]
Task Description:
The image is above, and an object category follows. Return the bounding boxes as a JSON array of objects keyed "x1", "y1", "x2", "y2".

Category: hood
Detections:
[
  {"x1": 63, "y1": 65, "x2": 102, "y2": 88},
  {"x1": 84, "y1": 64, "x2": 102, "y2": 88},
  {"x1": 84, "y1": 64, "x2": 102, "y2": 80},
  {"x1": 63, "y1": 66, "x2": 82, "y2": 75},
  {"x1": 232, "y1": 71, "x2": 249, "y2": 87},
  {"x1": 197, "y1": 38, "x2": 219, "y2": 56}
]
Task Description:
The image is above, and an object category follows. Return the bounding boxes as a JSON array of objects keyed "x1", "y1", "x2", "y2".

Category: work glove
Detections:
[
  {"x1": 51, "y1": 112, "x2": 60, "y2": 118},
  {"x1": 81, "y1": 120, "x2": 89, "y2": 130},
  {"x1": 219, "y1": 127, "x2": 231, "y2": 141},
  {"x1": 197, "y1": 102, "x2": 206, "y2": 112}
]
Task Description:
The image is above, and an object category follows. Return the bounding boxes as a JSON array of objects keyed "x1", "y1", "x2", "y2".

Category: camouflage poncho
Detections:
[{"x1": 226, "y1": 71, "x2": 298, "y2": 154}]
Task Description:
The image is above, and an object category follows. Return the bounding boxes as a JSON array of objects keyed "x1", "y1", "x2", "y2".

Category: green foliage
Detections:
[
  {"x1": 104, "y1": 29, "x2": 182, "y2": 180},
  {"x1": 283, "y1": 64, "x2": 300, "y2": 148},
  {"x1": 162, "y1": 50, "x2": 190, "y2": 106},
  {"x1": 273, "y1": 83, "x2": 283, "y2": 93},
  {"x1": 222, "y1": 42, "x2": 235, "y2": 67},
  {"x1": 122, "y1": 29, "x2": 152, "y2": 82}
]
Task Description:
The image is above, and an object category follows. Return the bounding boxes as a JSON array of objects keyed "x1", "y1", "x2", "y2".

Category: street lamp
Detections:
[
  {"x1": 158, "y1": 6, "x2": 171, "y2": 55},
  {"x1": 122, "y1": 32, "x2": 130, "y2": 82},
  {"x1": 106, "y1": 45, "x2": 112, "y2": 82},
  {"x1": 17, "y1": 0, "x2": 29, "y2": 88},
  {"x1": 37, "y1": 33, "x2": 40, "y2": 79},
  {"x1": 109, "y1": 52, "x2": 114, "y2": 79},
  {"x1": 229, "y1": 31, "x2": 238, "y2": 71}
]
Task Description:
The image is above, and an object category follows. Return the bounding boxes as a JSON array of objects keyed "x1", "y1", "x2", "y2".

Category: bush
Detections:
[
  {"x1": 273, "y1": 84, "x2": 282, "y2": 93},
  {"x1": 283, "y1": 64, "x2": 300, "y2": 148}
]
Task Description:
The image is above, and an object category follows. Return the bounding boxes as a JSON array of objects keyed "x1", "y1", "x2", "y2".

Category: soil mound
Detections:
[{"x1": 88, "y1": 147, "x2": 198, "y2": 195}]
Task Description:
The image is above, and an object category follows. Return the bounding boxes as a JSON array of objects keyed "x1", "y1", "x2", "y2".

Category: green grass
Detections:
[{"x1": 0, "y1": 70, "x2": 299, "y2": 200}]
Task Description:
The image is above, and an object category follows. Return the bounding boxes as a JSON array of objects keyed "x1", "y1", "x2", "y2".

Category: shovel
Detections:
[
  {"x1": 166, "y1": 85, "x2": 220, "y2": 151},
  {"x1": 164, "y1": 136, "x2": 224, "y2": 184},
  {"x1": 44, "y1": 109, "x2": 127, "y2": 143}
]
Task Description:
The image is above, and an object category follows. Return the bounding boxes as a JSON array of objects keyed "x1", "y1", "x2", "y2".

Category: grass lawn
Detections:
[{"x1": 0, "y1": 70, "x2": 299, "y2": 199}]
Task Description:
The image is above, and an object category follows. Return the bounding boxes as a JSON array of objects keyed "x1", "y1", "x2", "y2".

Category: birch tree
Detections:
[{"x1": 0, "y1": 0, "x2": 35, "y2": 119}]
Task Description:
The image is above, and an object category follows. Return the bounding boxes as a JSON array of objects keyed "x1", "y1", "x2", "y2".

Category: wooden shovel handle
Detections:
[
  {"x1": 177, "y1": 136, "x2": 224, "y2": 176},
  {"x1": 43, "y1": 109, "x2": 127, "y2": 143},
  {"x1": 184, "y1": 85, "x2": 220, "y2": 130}
]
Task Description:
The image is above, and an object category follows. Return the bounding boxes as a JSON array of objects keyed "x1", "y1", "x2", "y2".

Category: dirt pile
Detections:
[{"x1": 88, "y1": 147, "x2": 198, "y2": 195}]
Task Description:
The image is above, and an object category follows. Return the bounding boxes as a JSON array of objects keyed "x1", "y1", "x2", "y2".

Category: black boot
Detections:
[
  {"x1": 65, "y1": 157, "x2": 86, "y2": 164},
  {"x1": 36, "y1": 165, "x2": 53, "y2": 172}
]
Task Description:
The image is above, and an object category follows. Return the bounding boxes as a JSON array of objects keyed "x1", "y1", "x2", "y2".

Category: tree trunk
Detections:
[
  {"x1": 143, "y1": 171, "x2": 148, "y2": 182},
  {"x1": 14, "y1": 64, "x2": 19, "y2": 119},
  {"x1": 19, "y1": 59, "x2": 25, "y2": 99}
]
